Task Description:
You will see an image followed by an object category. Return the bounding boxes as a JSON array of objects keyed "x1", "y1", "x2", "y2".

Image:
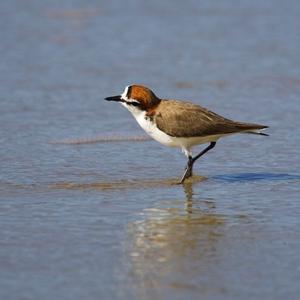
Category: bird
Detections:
[{"x1": 105, "y1": 84, "x2": 268, "y2": 183}]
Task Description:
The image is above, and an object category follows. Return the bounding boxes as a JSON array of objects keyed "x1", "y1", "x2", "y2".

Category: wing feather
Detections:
[{"x1": 154, "y1": 100, "x2": 267, "y2": 137}]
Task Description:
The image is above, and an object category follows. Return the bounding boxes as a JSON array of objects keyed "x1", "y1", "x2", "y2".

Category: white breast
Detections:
[
  {"x1": 120, "y1": 102, "x2": 175, "y2": 146},
  {"x1": 135, "y1": 111, "x2": 177, "y2": 147}
]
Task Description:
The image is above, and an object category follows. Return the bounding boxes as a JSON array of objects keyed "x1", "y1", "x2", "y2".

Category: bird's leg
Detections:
[
  {"x1": 180, "y1": 142, "x2": 216, "y2": 184},
  {"x1": 192, "y1": 142, "x2": 216, "y2": 164},
  {"x1": 180, "y1": 156, "x2": 193, "y2": 184}
]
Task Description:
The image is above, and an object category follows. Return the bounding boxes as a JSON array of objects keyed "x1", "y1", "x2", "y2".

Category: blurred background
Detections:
[{"x1": 0, "y1": 0, "x2": 300, "y2": 299}]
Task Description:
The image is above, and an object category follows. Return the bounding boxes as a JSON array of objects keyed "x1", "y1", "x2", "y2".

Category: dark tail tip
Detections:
[{"x1": 258, "y1": 132, "x2": 269, "y2": 136}]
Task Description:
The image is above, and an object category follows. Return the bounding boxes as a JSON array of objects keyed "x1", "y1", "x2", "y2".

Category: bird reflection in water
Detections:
[{"x1": 125, "y1": 181, "x2": 224, "y2": 295}]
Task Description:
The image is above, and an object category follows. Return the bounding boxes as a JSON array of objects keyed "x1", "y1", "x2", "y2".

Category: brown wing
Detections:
[{"x1": 154, "y1": 100, "x2": 267, "y2": 138}]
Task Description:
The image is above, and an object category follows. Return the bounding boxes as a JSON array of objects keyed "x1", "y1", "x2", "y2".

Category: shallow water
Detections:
[{"x1": 1, "y1": 0, "x2": 300, "y2": 299}]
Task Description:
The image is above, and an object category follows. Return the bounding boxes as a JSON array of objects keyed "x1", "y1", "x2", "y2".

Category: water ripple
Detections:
[{"x1": 213, "y1": 173, "x2": 300, "y2": 182}]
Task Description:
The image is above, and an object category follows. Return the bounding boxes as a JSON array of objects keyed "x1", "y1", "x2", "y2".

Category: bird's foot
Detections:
[{"x1": 179, "y1": 165, "x2": 193, "y2": 184}]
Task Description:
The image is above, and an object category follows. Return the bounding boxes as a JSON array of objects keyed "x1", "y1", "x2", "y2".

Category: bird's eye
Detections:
[{"x1": 130, "y1": 101, "x2": 140, "y2": 107}]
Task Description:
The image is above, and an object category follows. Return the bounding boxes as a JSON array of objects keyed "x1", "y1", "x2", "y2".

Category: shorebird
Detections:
[{"x1": 105, "y1": 85, "x2": 268, "y2": 183}]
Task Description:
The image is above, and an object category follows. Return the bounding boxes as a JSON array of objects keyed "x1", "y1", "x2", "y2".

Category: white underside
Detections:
[{"x1": 122, "y1": 103, "x2": 229, "y2": 157}]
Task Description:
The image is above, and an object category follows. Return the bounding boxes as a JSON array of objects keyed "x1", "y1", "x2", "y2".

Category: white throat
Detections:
[{"x1": 120, "y1": 99, "x2": 142, "y2": 117}]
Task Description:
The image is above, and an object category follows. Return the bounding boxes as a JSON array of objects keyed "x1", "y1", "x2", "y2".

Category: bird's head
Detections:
[{"x1": 105, "y1": 85, "x2": 160, "y2": 113}]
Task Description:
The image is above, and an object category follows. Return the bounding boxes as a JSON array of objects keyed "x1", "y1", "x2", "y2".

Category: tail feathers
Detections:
[
  {"x1": 245, "y1": 130, "x2": 269, "y2": 136},
  {"x1": 235, "y1": 122, "x2": 269, "y2": 136}
]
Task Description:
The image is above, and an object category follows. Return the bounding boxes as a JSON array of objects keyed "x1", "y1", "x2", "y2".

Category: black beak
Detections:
[{"x1": 105, "y1": 95, "x2": 122, "y2": 102}]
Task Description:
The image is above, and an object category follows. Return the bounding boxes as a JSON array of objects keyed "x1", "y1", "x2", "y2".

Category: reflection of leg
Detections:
[
  {"x1": 183, "y1": 180, "x2": 193, "y2": 214},
  {"x1": 180, "y1": 142, "x2": 216, "y2": 184}
]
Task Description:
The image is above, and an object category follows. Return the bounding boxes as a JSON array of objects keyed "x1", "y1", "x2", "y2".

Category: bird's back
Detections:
[{"x1": 153, "y1": 99, "x2": 267, "y2": 138}]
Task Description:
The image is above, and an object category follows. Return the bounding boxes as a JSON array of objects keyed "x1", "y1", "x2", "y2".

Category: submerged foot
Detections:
[{"x1": 179, "y1": 162, "x2": 193, "y2": 184}]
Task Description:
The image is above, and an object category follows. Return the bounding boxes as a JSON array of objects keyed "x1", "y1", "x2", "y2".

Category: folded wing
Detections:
[{"x1": 154, "y1": 100, "x2": 268, "y2": 138}]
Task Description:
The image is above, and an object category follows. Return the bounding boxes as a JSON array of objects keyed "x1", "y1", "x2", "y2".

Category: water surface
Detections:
[{"x1": 1, "y1": 0, "x2": 300, "y2": 299}]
